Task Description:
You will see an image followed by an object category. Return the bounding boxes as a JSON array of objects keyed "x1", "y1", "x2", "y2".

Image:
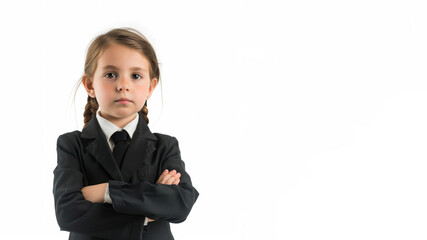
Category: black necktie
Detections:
[{"x1": 111, "y1": 130, "x2": 130, "y2": 168}]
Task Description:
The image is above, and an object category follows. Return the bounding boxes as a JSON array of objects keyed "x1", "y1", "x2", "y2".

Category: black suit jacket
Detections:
[{"x1": 53, "y1": 112, "x2": 199, "y2": 240}]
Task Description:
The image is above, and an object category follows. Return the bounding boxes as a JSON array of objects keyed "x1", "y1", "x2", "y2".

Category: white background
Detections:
[{"x1": 1, "y1": 0, "x2": 427, "y2": 239}]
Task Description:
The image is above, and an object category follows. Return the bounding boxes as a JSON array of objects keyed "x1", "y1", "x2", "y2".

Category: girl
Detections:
[{"x1": 53, "y1": 28, "x2": 199, "y2": 240}]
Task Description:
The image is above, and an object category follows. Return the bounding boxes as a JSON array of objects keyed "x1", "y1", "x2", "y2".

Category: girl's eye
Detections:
[
  {"x1": 104, "y1": 72, "x2": 116, "y2": 79},
  {"x1": 132, "y1": 73, "x2": 142, "y2": 80}
]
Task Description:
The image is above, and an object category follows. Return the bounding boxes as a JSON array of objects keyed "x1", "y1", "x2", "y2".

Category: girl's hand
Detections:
[
  {"x1": 156, "y1": 169, "x2": 181, "y2": 185},
  {"x1": 81, "y1": 183, "x2": 107, "y2": 203},
  {"x1": 147, "y1": 170, "x2": 181, "y2": 223}
]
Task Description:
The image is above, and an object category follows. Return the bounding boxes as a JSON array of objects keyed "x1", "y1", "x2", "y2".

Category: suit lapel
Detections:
[
  {"x1": 81, "y1": 115, "x2": 124, "y2": 181},
  {"x1": 120, "y1": 113, "x2": 157, "y2": 182}
]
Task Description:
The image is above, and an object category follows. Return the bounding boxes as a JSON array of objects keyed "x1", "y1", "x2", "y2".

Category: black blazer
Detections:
[{"x1": 53, "y1": 112, "x2": 199, "y2": 240}]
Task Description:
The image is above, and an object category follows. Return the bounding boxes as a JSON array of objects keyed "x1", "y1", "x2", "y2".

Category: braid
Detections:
[
  {"x1": 139, "y1": 101, "x2": 149, "y2": 124},
  {"x1": 83, "y1": 96, "x2": 99, "y2": 129}
]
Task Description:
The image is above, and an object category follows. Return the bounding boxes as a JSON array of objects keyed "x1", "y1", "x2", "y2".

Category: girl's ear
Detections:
[
  {"x1": 147, "y1": 78, "x2": 158, "y2": 99},
  {"x1": 82, "y1": 75, "x2": 96, "y2": 98}
]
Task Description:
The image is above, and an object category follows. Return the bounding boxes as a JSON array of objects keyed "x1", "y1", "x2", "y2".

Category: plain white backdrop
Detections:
[{"x1": 1, "y1": 0, "x2": 427, "y2": 239}]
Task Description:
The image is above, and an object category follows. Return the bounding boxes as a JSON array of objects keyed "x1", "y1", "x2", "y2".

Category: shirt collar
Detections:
[{"x1": 96, "y1": 110, "x2": 139, "y2": 146}]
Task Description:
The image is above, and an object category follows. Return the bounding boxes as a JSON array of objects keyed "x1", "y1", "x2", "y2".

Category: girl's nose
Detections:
[{"x1": 117, "y1": 76, "x2": 130, "y2": 92}]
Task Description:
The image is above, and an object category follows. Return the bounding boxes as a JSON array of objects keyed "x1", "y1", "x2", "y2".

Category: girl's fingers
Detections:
[
  {"x1": 159, "y1": 169, "x2": 176, "y2": 184},
  {"x1": 156, "y1": 169, "x2": 169, "y2": 184},
  {"x1": 156, "y1": 169, "x2": 181, "y2": 185},
  {"x1": 172, "y1": 175, "x2": 181, "y2": 185},
  {"x1": 165, "y1": 176, "x2": 176, "y2": 185},
  {"x1": 160, "y1": 171, "x2": 175, "y2": 184},
  {"x1": 165, "y1": 172, "x2": 180, "y2": 185},
  {"x1": 173, "y1": 173, "x2": 181, "y2": 184}
]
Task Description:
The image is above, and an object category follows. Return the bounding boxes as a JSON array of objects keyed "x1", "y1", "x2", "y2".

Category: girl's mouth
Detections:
[{"x1": 115, "y1": 97, "x2": 132, "y2": 104}]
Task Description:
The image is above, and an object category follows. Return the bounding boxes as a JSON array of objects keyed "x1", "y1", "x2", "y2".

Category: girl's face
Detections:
[{"x1": 83, "y1": 43, "x2": 157, "y2": 127}]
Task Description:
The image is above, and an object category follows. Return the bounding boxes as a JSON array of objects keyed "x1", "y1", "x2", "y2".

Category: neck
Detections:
[{"x1": 99, "y1": 111, "x2": 137, "y2": 129}]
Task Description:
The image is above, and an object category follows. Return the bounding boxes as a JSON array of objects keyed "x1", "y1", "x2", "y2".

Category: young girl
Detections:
[{"x1": 53, "y1": 28, "x2": 199, "y2": 240}]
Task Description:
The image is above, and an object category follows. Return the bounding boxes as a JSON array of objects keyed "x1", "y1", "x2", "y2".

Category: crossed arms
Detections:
[{"x1": 81, "y1": 169, "x2": 182, "y2": 223}]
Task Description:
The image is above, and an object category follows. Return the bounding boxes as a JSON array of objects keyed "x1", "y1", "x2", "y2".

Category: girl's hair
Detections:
[{"x1": 75, "y1": 27, "x2": 160, "y2": 129}]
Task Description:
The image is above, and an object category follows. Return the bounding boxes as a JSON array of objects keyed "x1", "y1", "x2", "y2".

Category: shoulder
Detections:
[
  {"x1": 153, "y1": 132, "x2": 178, "y2": 144},
  {"x1": 56, "y1": 130, "x2": 82, "y2": 151},
  {"x1": 152, "y1": 132, "x2": 180, "y2": 149},
  {"x1": 57, "y1": 130, "x2": 81, "y2": 142}
]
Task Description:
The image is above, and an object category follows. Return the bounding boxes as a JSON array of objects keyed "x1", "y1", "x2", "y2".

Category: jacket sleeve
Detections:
[
  {"x1": 53, "y1": 134, "x2": 146, "y2": 239},
  {"x1": 108, "y1": 136, "x2": 199, "y2": 223}
]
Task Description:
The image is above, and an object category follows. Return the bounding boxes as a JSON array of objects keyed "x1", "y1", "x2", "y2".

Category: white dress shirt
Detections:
[
  {"x1": 96, "y1": 110, "x2": 139, "y2": 151},
  {"x1": 95, "y1": 110, "x2": 148, "y2": 226}
]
